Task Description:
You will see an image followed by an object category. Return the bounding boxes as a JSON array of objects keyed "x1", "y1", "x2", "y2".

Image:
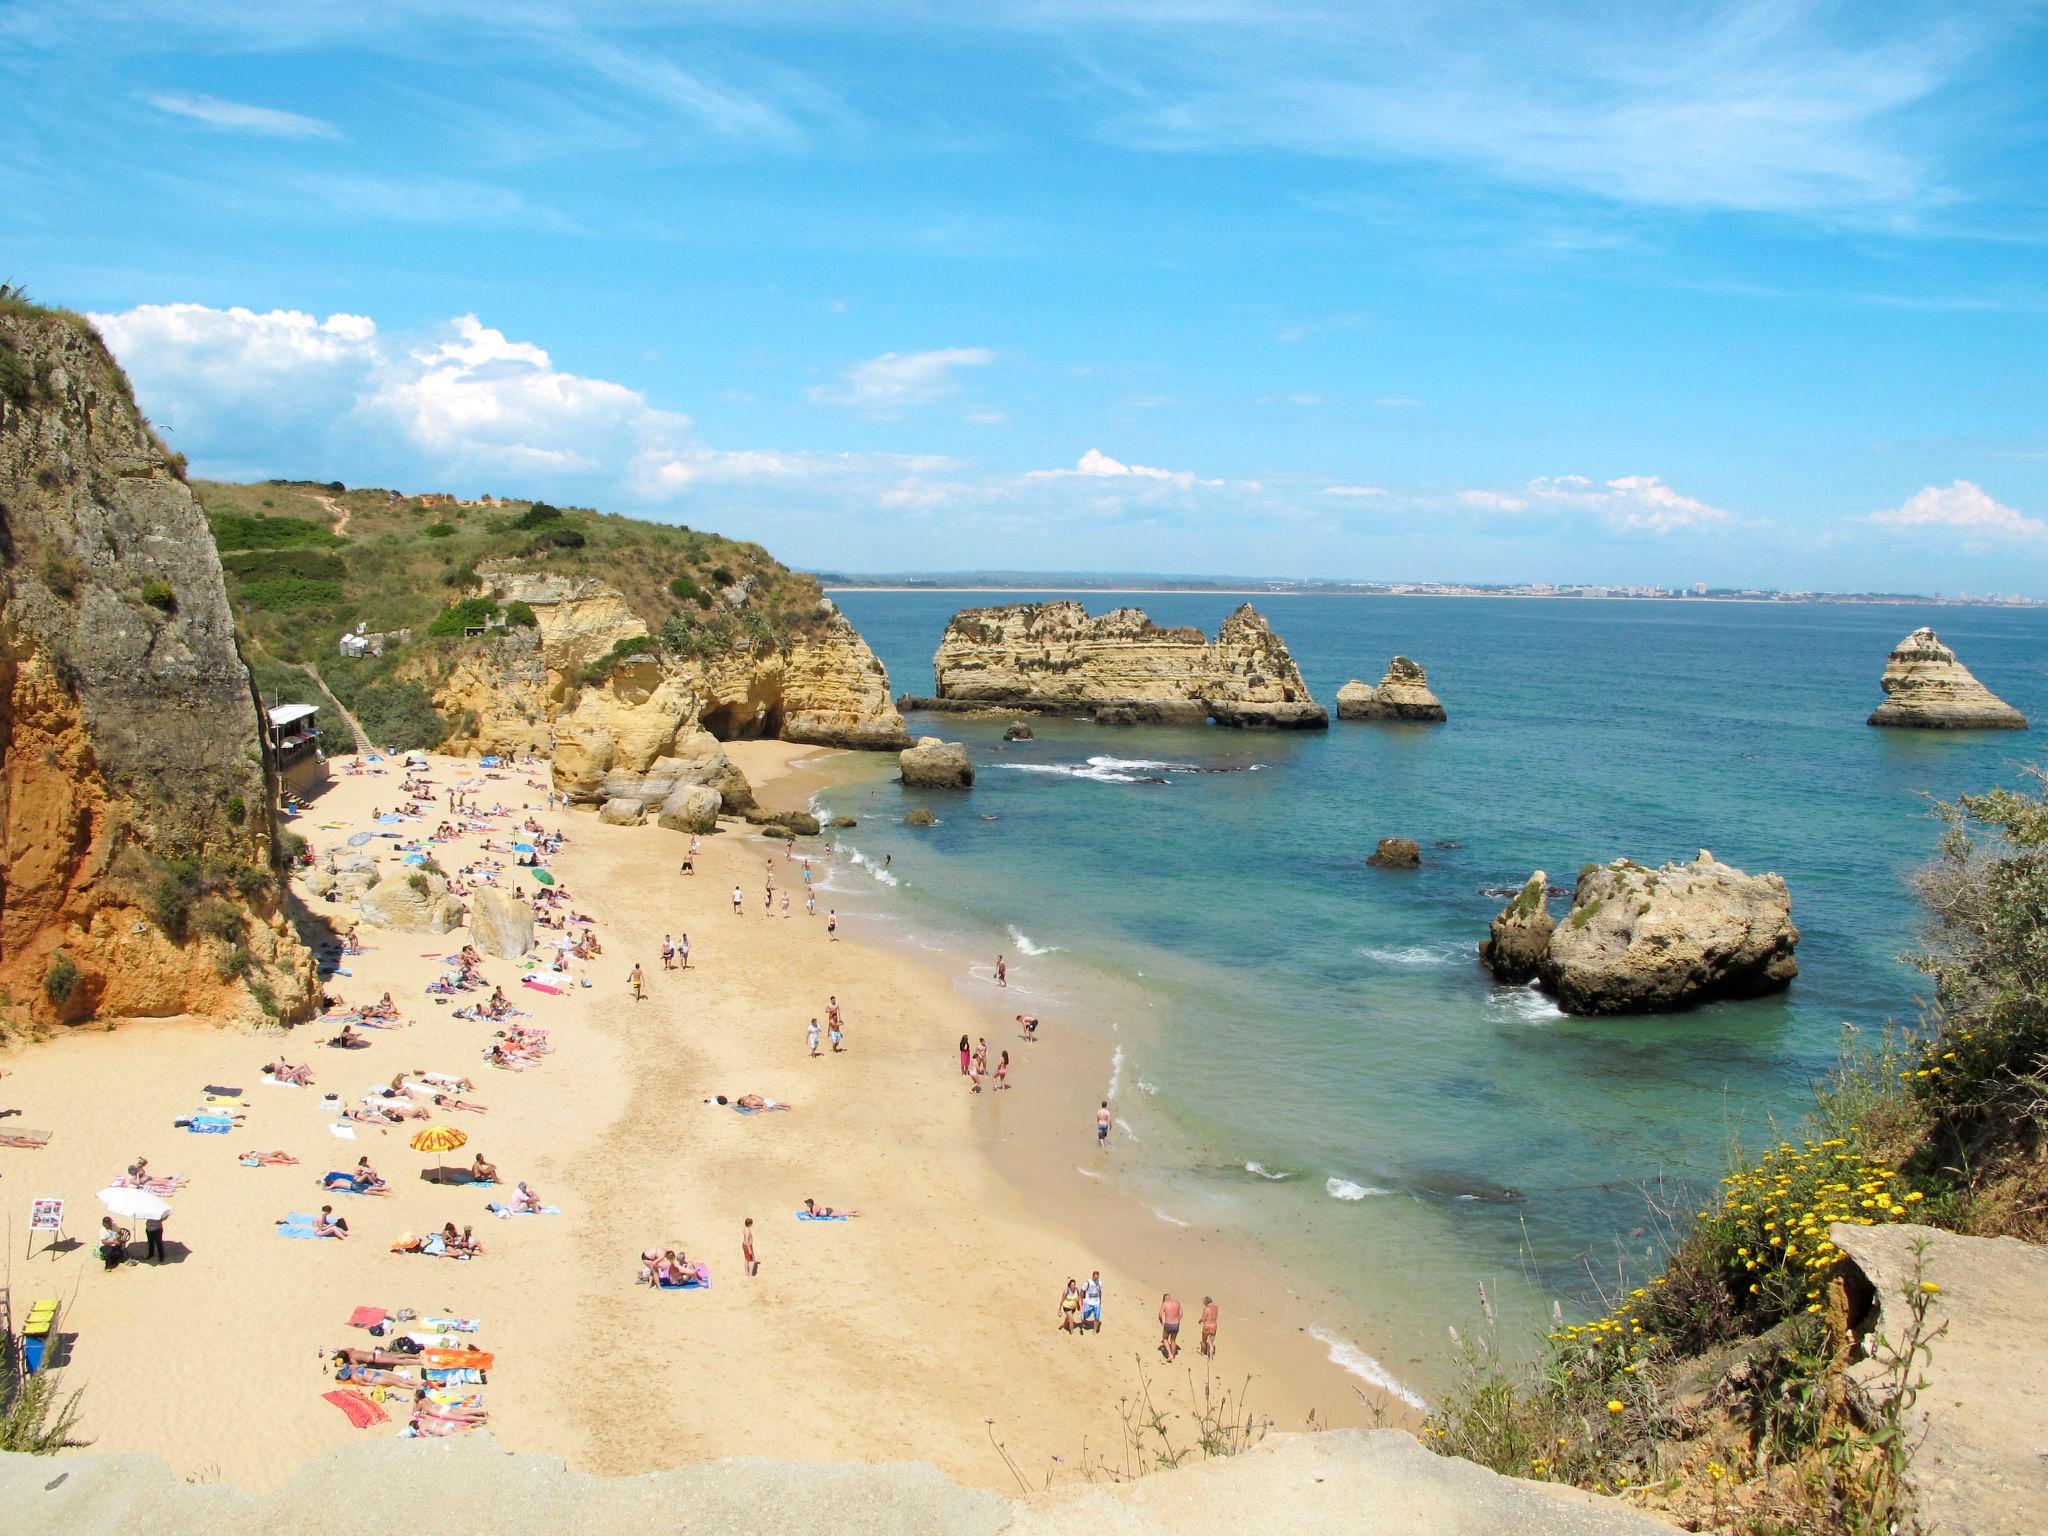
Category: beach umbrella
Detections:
[
  {"x1": 97, "y1": 1186, "x2": 171, "y2": 1222},
  {"x1": 409, "y1": 1124, "x2": 468, "y2": 1184},
  {"x1": 532, "y1": 869, "x2": 555, "y2": 887}
]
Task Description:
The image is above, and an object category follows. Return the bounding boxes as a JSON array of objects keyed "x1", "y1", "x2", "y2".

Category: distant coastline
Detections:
[{"x1": 821, "y1": 581, "x2": 2041, "y2": 608}]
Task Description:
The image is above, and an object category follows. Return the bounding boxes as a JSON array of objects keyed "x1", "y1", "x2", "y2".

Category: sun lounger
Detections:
[{"x1": 322, "y1": 1388, "x2": 389, "y2": 1428}]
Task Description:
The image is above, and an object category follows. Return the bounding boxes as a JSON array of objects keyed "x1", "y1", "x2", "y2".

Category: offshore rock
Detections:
[
  {"x1": 900, "y1": 736, "x2": 975, "y2": 788},
  {"x1": 467, "y1": 887, "x2": 534, "y2": 960},
  {"x1": 904, "y1": 807, "x2": 937, "y2": 827},
  {"x1": 1367, "y1": 837, "x2": 1422, "y2": 869},
  {"x1": 930, "y1": 601, "x2": 1326, "y2": 728},
  {"x1": 1337, "y1": 657, "x2": 1447, "y2": 722},
  {"x1": 1479, "y1": 873, "x2": 1554, "y2": 984},
  {"x1": 744, "y1": 808, "x2": 821, "y2": 837},
  {"x1": 1003, "y1": 721, "x2": 1034, "y2": 740},
  {"x1": 0, "y1": 305, "x2": 315, "y2": 1026},
  {"x1": 1867, "y1": 627, "x2": 2026, "y2": 730},
  {"x1": 1539, "y1": 852, "x2": 1797, "y2": 1015}
]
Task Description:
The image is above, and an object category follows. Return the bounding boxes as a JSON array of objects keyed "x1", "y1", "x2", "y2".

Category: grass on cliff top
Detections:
[{"x1": 195, "y1": 478, "x2": 834, "y2": 680}]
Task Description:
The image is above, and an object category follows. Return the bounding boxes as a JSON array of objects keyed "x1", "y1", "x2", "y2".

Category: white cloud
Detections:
[
  {"x1": 1323, "y1": 484, "x2": 1387, "y2": 498},
  {"x1": 807, "y1": 347, "x2": 993, "y2": 411},
  {"x1": 1457, "y1": 488, "x2": 1531, "y2": 512},
  {"x1": 1027, "y1": 447, "x2": 1222, "y2": 489},
  {"x1": 1451, "y1": 474, "x2": 1730, "y2": 532},
  {"x1": 144, "y1": 91, "x2": 339, "y2": 139},
  {"x1": 1867, "y1": 480, "x2": 2044, "y2": 539}
]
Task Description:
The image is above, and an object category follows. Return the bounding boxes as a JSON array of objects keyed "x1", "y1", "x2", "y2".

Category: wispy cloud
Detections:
[
  {"x1": 1454, "y1": 474, "x2": 1732, "y2": 533},
  {"x1": 1867, "y1": 480, "x2": 2043, "y2": 539},
  {"x1": 144, "y1": 90, "x2": 339, "y2": 139},
  {"x1": 1026, "y1": 447, "x2": 1222, "y2": 489},
  {"x1": 1323, "y1": 484, "x2": 1386, "y2": 498},
  {"x1": 808, "y1": 347, "x2": 993, "y2": 411}
]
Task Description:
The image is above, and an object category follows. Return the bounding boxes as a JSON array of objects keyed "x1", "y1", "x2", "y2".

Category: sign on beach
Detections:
[{"x1": 29, "y1": 1198, "x2": 63, "y2": 1231}]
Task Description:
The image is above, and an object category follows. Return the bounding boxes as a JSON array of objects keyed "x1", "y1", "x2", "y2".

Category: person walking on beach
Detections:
[
  {"x1": 1082, "y1": 1271, "x2": 1102, "y2": 1333},
  {"x1": 743, "y1": 1216, "x2": 758, "y2": 1277},
  {"x1": 805, "y1": 890, "x2": 816, "y2": 917},
  {"x1": 731, "y1": 885, "x2": 744, "y2": 915},
  {"x1": 829, "y1": 1014, "x2": 844, "y2": 1053},
  {"x1": 827, "y1": 910, "x2": 838, "y2": 941},
  {"x1": 144, "y1": 1210, "x2": 167, "y2": 1264},
  {"x1": 677, "y1": 933, "x2": 691, "y2": 970},
  {"x1": 959, "y1": 1035, "x2": 971, "y2": 1076},
  {"x1": 1059, "y1": 1279, "x2": 1082, "y2": 1333},
  {"x1": 1199, "y1": 1296, "x2": 1219, "y2": 1357},
  {"x1": 973, "y1": 1037, "x2": 988, "y2": 1076},
  {"x1": 1097, "y1": 1101, "x2": 1112, "y2": 1149},
  {"x1": 662, "y1": 935, "x2": 676, "y2": 971},
  {"x1": 764, "y1": 885, "x2": 774, "y2": 915},
  {"x1": 629, "y1": 963, "x2": 644, "y2": 1002},
  {"x1": 994, "y1": 1050, "x2": 1010, "y2": 1089},
  {"x1": 995, "y1": 954, "x2": 1007, "y2": 988},
  {"x1": 808, "y1": 1018, "x2": 822, "y2": 1058},
  {"x1": 1158, "y1": 1294, "x2": 1183, "y2": 1361},
  {"x1": 781, "y1": 890, "x2": 790, "y2": 919}
]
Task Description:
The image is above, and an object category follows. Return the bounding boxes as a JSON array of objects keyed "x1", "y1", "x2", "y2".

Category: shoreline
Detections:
[
  {"x1": 823, "y1": 586, "x2": 2026, "y2": 609},
  {"x1": 761, "y1": 748, "x2": 1431, "y2": 1424}
]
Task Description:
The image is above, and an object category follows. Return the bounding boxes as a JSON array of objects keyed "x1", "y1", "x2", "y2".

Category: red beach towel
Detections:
[
  {"x1": 521, "y1": 978, "x2": 563, "y2": 995},
  {"x1": 346, "y1": 1306, "x2": 387, "y2": 1330},
  {"x1": 322, "y1": 1389, "x2": 388, "y2": 1428}
]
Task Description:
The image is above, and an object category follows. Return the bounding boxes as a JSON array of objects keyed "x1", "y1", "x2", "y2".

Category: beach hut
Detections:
[{"x1": 263, "y1": 702, "x2": 329, "y2": 802}]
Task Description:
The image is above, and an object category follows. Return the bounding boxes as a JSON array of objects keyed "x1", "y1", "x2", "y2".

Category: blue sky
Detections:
[{"x1": 5, "y1": 1, "x2": 2046, "y2": 591}]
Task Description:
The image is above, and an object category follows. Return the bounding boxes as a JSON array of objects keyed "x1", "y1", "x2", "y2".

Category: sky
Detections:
[{"x1": 4, "y1": 1, "x2": 2047, "y2": 592}]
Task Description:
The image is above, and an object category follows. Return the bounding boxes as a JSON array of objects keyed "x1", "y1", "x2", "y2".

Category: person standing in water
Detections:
[
  {"x1": 1096, "y1": 1101, "x2": 1112, "y2": 1149},
  {"x1": 995, "y1": 954, "x2": 1007, "y2": 988}
]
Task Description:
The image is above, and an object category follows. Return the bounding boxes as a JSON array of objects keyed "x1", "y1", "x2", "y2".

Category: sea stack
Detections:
[
  {"x1": 1867, "y1": 627, "x2": 2026, "y2": 730},
  {"x1": 1337, "y1": 656, "x2": 1447, "y2": 722},
  {"x1": 1481, "y1": 851, "x2": 1798, "y2": 1015},
  {"x1": 899, "y1": 736, "x2": 975, "y2": 788},
  {"x1": 913, "y1": 600, "x2": 1327, "y2": 729}
]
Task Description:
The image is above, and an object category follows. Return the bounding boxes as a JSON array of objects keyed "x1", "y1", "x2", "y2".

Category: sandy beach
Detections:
[{"x1": 0, "y1": 743, "x2": 1405, "y2": 1492}]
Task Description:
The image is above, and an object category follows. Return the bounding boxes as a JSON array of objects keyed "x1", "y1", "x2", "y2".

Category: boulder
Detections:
[
  {"x1": 1003, "y1": 721, "x2": 1035, "y2": 740},
  {"x1": 320, "y1": 850, "x2": 380, "y2": 902},
  {"x1": 656, "y1": 783, "x2": 722, "y2": 835},
  {"x1": 1338, "y1": 657, "x2": 1446, "y2": 722},
  {"x1": 900, "y1": 736, "x2": 974, "y2": 788},
  {"x1": 598, "y1": 797, "x2": 646, "y2": 826},
  {"x1": 827, "y1": 815, "x2": 857, "y2": 829},
  {"x1": 359, "y1": 867, "x2": 462, "y2": 934},
  {"x1": 1478, "y1": 873, "x2": 1554, "y2": 984},
  {"x1": 1867, "y1": 627, "x2": 2026, "y2": 730},
  {"x1": 1538, "y1": 851, "x2": 1798, "y2": 1015},
  {"x1": 745, "y1": 809, "x2": 822, "y2": 837},
  {"x1": 468, "y1": 887, "x2": 535, "y2": 960},
  {"x1": 1366, "y1": 837, "x2": 1421, "y2": 869},
  {"x1": 904, "y1": 807, "x2": 937, "y2": 827}
]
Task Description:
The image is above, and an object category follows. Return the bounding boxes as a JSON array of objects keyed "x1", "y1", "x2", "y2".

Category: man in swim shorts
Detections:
[
  {"x1": 1158, "y1": 1293, "x2": 1182, "y2": 1361},
  {"x1": 1082, "y1": 1271, "x2": 1102, "y2": 1332},
  {"x1": 1096, "y1": 1101, "x2": 1111, "y2": 1148}
]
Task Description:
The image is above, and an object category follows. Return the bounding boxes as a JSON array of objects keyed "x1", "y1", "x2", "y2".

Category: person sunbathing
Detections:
[
  {"x1": 341, "y1": 1364, "x2": 417, "y2": 1389},
  {"x1": 434, "y1": 1093, "x2": 487, "y2": 1114},
  {"x1": 266, "y1": 1059, "x2": 314, "y2": 1085},
  {"x1": 720, "y1": 1093, "x2": 792, "y2": 1111},
  {"x1": 411, "y1": 1388, "x2": 489, "y2": 1423},
  {"x1": 240, "y1": 1150, "x2": 298, "y2": 1166},
  {"x1": 344, "y1": 1104, "x2": 403, "y2": 1125},
  {"x1": 334, "y1": 1347, "x2": 408, "y2": 1369},
  {"x1": 468, "y1": 1153, "x2": 499, "y2": 1182},
  {"x1": 803, "y1": 1197, "x2": 860, "y2": 1218},
  {"x1": 328, "y1": 1025, "x2": 370, "y2": 1049},
  {"x1": 354, "y1": 1157, "x2": 391, "y2": 1193},
  {"x1": 386, "y1": 1071, "x2": 416, "y2": 1095},
  {"x1": 312, "y1": 1206, "x2": 349, "y2": 1238},
  {"x1": 368, "y1": 992, "x2": 399, "y2": 1019},
  {"x1": 421, "y1": 1072, "x2": 474, "y2": 1091},
  {"x1": 484, "y1": 1044, "x2": 530, "y2": 1071},
  {"x1": 457, "y1": 1224, "x2": 482, "y2": 1256}
]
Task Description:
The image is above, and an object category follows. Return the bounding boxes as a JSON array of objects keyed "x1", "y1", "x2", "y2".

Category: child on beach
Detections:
[
  {"x1": 808, "y1": 1018, "x2": 821, "y2": 1057},
  {"x1": 743, "y1": 1216, "x2": 757, "y2": 1277}
]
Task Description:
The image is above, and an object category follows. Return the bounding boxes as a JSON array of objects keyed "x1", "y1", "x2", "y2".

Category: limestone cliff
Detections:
[
  {"x1": 0, "y1": 305, "x2": 315, "y2": 1026},
  {"x1": 1867, "y1": 626, "x2": 2026, "y2": 730},
  {"x1": 1338, "y1": 656, "x2": 1446, "y2": 722},
  {"x1": 428, "y1": 566, "x2": 909, "y2": 803},
  {"x1": 917, "y1": 601, "x2": 1326, "y2": 728}
]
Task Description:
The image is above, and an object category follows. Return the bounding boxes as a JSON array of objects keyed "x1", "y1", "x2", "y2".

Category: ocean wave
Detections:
[
  {"x1": 1114, "y1": 1116, "x2": 1139, "y2": 1142},
  {"x1": 1003, "y1": 755, "x2": 1188, "y2": 785},
  {"x1": 1074, "y1": 1165, "x2": 1102, "y2": 1180},
  {"x1": 846, "y1": 848, "x2": 899, "y2": 886},
  {"x1": 1308, "y1": 1326, "x2": 1427, "y2": 1410},
  {"x1": 1150, "y1": 1205, "x2": 1190, "y2": 1227},
  {"x1": 1106, "y1": 1044, "x2": 1124, "y2": 1102},
  {"x1": 1244, "y1": 1161, "x2": 1293, "y2": 1181},
  {"x1": 1326, "y1": 1177, "x2": 1391, "y2": 1201},
  {"x1": 1360, "y1": 943, "x2": 1464, "y2": 967},
  {"x1": 1133, "y1": 1079, "x2": 1159, "y2": 1096},
  {"x1": 1007, "y1": 924, "x2": 1057, "y2": 956},
  {"x1": 1488, "y1": 983, "x2": 1565, "y2": 1025}
]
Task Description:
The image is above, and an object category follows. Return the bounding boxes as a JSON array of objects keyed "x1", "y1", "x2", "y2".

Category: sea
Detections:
[{"x1": 812, "y1": 591, "x2": 2048, "y2": 1399}]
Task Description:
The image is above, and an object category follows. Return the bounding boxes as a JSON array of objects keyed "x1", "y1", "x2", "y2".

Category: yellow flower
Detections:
[
  {"x1": 1920, "y1": 1281, "x2": 1941, "y2": 1295},
  {"x1": 1606, "y1": 1400, "x2": 1625, "y2": 1414},
  {"x1": 1707, "y1": 1462, "x2": 1726, "y2": 1480}
]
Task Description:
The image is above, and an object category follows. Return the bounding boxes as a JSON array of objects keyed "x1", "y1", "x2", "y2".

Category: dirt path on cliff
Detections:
[
  {"x1": 298, "y1": 661, "x2": 369, "y2": 752},
  {"x1": 312, "y1": 492, "x2": 349, "y2": 536}
]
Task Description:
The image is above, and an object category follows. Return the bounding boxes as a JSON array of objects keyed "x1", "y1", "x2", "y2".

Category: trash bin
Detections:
[{"x1": 22, "y1": 1298, "x2": 58, "y2": 1374}]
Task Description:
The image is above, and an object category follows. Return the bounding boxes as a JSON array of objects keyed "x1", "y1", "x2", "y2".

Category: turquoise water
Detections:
[{"x1": 818, "y1": 593, "x2": 2048, "y2": 1391}]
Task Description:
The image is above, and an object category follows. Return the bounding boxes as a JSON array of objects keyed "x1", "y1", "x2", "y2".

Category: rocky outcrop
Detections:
[
  {"x1": 744, "y1": 808, "x2": 821, "y2": 837},
  {"x1": 1004, "y1": 721, "x2": 1034, "y2": 741},
  {"x1": 656, "y1": 784, "x2": 721, "y2": 835},
  {"x1": 560, "y1": 730, "x2": 754, "y2": 815},
  {"x1": 358, "y1": 866, "x2": 462, "y2": 934},
  {"x1": 900, "y1": 736, "x2": 974, "y2": 788},
  {"x1": 1338, "y1": 657, "x2": 1446, "y2": 722},
  {"x1": 0, "y1": 1426, "x2": 1686, "y2": 1536},
  {"x1": 1478, "y1": 873, "x2": 1554, "y2": 984},
  {"x1": 597, "y1": 798, "x2": 644, "y2": 826},
  {"x1": 1830, "y1": 1222, "x2": 2048, "y2": 1536},
  {"x1": 1367, "y1": 837, "x2": 1421, "y2": 868},
  {"x1": 904, "y1": 807, "x2": 937, "y2": 827},
  {"x1": 0, "y1": 305, "x2": 315, "y2": 1027},
  {"x1": 1867, "y1": 627, "x2": 2026, "y2": 730},
  {"x1": 468, "y1": 887, "x2": 534, "y2": 960},
  {"x1": 1495, "y1": 852, "x2": 1798, "y2": 1015},
  {"x1": 433, "y1": 573, "x2": 910, "y2": 792},
  {"x1": 926, "y1": 601, "x2": 1326, "y2": 729}
]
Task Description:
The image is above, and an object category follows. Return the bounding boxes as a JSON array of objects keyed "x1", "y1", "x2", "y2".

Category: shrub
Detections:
[
  {"x1": 140, "y1": 579, "x2": 177, "y2": 613},
  {"x1": 42, "y1": 951, "x2": 79, "y2": 1006},
  {"x1": 426, "y1": 596, "x2": 501, "y2": 638},
  {"x1": 215, "y1": 942, "x2": 252, "y2": 981},
  {"x1": 223, "y1": 549, "x2": 345, "y2": 583},
  {"x1": 238, "y1": 576, "x2": 344, "y2": 612},
  {"x1": 709, "y1": 565, "x2": 735, "y2": 588},
  {"x1": 423, "y1": 522, "x2": 456, "y2": 539},
  {"x1": 668, "y1": 573, "x2": 709, "y2": 606},
  {"x1": 41, "y1": 553, "x2": 80, "y2": 600},
  {"x1": 224, "y1": 792, "x2": 246, "y2": 826},
  {"x1": 512, "y1": 503, "x2": 562, "y2": 529},
  {"x1": 250, "y1": 980, "x2": 280, "y2": 1018},
  {"x1": 530, "y1": 525, "x2": 585, "y2": 550},
  {"x1": 503, "y1": 600, "x2": 537, "y2": 628},
  {"x1": 580, "y1": 633, "x2": 659, "y2": 685},
  {"x1": 207, "y1": 512, "x2": 341, "y2": 552},
  {"x1": 405, "y1": 872, "x2": 432, "y2": 898},
  {"x1": 351, "y1": 682, "x2": 448, "y2": 751}
]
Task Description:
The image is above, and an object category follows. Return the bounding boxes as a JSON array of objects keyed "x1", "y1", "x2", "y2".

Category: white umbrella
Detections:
[{"x1": 97, "y1": 1186, "x2": 171, "y2": 1222}]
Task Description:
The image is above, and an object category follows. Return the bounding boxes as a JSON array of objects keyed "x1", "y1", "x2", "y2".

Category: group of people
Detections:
[
  {"x1": 806, "y1": 997, "x2": 846, "y2": 1057},
  {"x1": 957, "y1": 1034, "x2": 1011, "y2": 1092}
]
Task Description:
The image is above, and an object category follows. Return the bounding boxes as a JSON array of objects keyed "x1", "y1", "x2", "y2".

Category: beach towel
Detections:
[
  {"x1": 277, "y1": 1224, "x2": 330, "y2": 1241},
  {"x1": 423, "y1": 1367, "x2": 485, "y2": 1386},
  {"x1": 346, "y1": 832, "x2": 373, "y2": 847},
  {"x1": 794, "y1": 1211, "x2": 849, "y2": 1221},
  {"x1": 327, "y1": 1124, "x2": 358, "y2": 1141},
  {"x1": 423, "y1": 1316, "x2": 480, "y2": 1333},
  {"x1": 485, "y1": 1202, "x2": 561, "y2": 1218},
  {"x1": 521, "y1": 978, "x2": 563, "y2": 995},
  {"x1": 422, "y1": 1348, "x2": 494, "y2": 1370},
  {"x1": 184, "y1": 1117, "x2": 233, "y2": 1134},
  {"x1": 657, "y1": 1263, "x2": 713, "y2": 1289},
  {"x1": 321, "y1": 1389, "x2": 388, "y2": 1428},
  {"x1": 203, "y1": 1085, "x2": 244, "y2": 1099},
  {"x1": 261, "y1": 1074, "x2": 304, "y2": 1088},
  {"x1": 347, "y1": 1306, "x2": 387, "y2": 1330}
]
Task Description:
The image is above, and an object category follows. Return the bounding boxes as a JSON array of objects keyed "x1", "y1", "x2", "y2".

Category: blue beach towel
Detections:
[
  {"x1": 347, "y1": 832, "x2": 373, "y2": 847},
  {"x1": 794, "y1": 1211, "x2": 848, "y2": 1221}
]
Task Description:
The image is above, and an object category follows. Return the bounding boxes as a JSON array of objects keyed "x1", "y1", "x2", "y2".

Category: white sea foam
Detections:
[
  {"x1": 1003, "y1": 754, "x2": 1192, "y2": 785},
  {"x1": 1308, "y1": 1326, "x2": 1427, "y2": 1410},
  {"x1": 1150, "y1": 1205, "x2": 1190, "y2": 1227},
  {"x1": 1488, "y1": 983, "x2": 1565, "y2": 1025},
  {"x1": 847, "y1": 848, "x2": 900, "y2": 886},
  {"x1": 1007, "y1": 924, "x2": 1057, "y2": 956},
  {"x1": 1360, "y1": 943, "x2": 1463, "y2": 967},
  {"x1": 1074, "y1": 1165, "x2": 1102, "y2": 1180},
  {"x1": 1245, "y1": 1161, "x2": 1292, "y2": 1181},
  {"x1": 1115, "y1": 1116, "x2": 1139, "y2": 1142},
  {"x1": 1326, "y1": 1177, "x2": 1391, "y2": 1201},
  {"x1": 1106, "y1": 1044, "x2": 1124, "y2": 1102},
  {"x1": 1133, "y1": 1079, "x2": 1159, "y2": 1096}
]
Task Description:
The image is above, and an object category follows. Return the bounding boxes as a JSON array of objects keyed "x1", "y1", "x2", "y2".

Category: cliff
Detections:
[
  {"x1": 1867, "y1": 626, "x2": 2026, "y2": 730},
  {"x1": 0, "y1": 1428, "x2": 1683, "y2": 1535},
  {"x1": 1337, "y1": 656, "x2": 1446, "y2": 722},
  {"x1": 918, "y1": 600, "x2": 1326, "y2": 728},
  {"x1": 0, "y1": 304, "x2": 314, "y2": 1027},
  {"x1": 195, "y1": 481, "x2": 910, "y2": 810}
]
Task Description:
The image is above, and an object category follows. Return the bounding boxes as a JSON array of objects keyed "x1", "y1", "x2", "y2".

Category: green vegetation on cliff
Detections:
[{"x1": 194, "y1": 479, "x2": 838, "y2": 750}]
